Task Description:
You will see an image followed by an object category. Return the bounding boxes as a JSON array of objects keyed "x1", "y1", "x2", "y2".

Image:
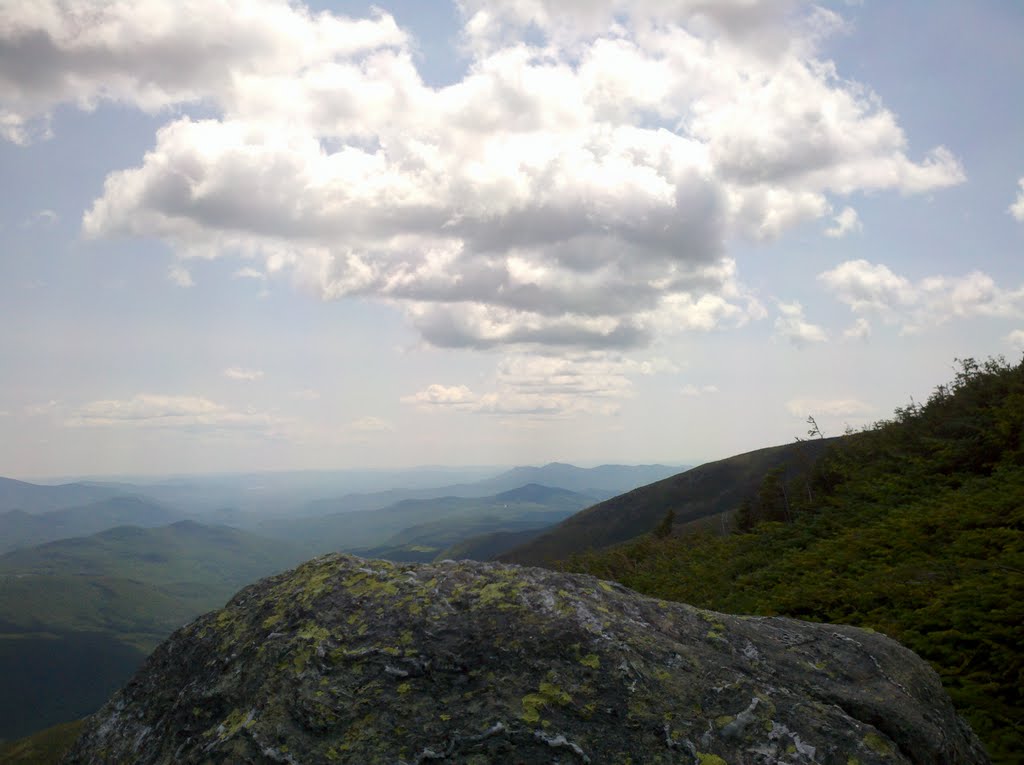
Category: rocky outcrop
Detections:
[{"x1": 65, "y1": 554, "x2": 988, "y2": 764}]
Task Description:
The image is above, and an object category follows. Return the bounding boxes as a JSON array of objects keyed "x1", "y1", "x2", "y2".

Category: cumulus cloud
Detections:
[
  {"x1": 65, "y1": 394, "x2": 281, "y2": 431},
  {"x1": 234, "y1": 267, "x2": 267, "y2": 281},
  {"x1": 843, "y1": 317, "x2": 871, "y2": 340},
  {"x1": 0, "y1": 1, "x2": 406, "y2": 135},
  {"x1": 404, "y1": 351, "x2": 674, "y2": 417},
  {"x1": 2, "y1": 1, "x2": 965, "y2": 350},
  {"x1": 774, "y1": 301, "x2": 827, "y2": 346},
  {"x1": 825, "y1": 206, "x2": 861, "y2": 238},
  {"x1": 349, "y1": 416, "x2": 394, "y2": 433},
  {"x1": 1007, "y1": 329, "x2": 1024, "y2": 350},
  {"x1": 820, "y1": 259, "x2": 1024, "y2": 332},
  {"x1": 224, "y1": 366, "x2": 264, "y2": 381},
  {"x1": 1010, "y1": 178, "x2": 1024, "y2": 222}
]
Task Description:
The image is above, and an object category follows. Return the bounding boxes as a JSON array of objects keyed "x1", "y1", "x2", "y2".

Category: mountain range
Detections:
[{"x1": 501, "y1": 439, "x2": 834, "y2": 565}]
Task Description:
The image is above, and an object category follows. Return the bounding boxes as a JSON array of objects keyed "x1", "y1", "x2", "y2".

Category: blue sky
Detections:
[{"x1": 1, "y1": 0, "x2": 1022, "y2": 478}]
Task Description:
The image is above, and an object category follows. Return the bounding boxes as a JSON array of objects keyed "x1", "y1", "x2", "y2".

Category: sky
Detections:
[{"x1": 1, "y1": 0, "x2": 1022, "y2": 479}]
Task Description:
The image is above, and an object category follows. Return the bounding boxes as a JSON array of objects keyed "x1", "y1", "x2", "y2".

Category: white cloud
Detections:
[
  {"x1": 224, "y1": 366, "x2": 264, "y2": 381},
  {"x1": 773, "y1": 301, "x2": 827, "y2": 346},
  {"x1": 3, "y1": 1, "x2": 965, "y2": 350},
  {"x1": 785, "y1": 398, "x2": 873, "y2": 417},
  {"x1": 1007, "y1": 329, "x2": 1024, "y2": 350},
  {"x1": 22, "y1": 209, "x2": 58, "y2": 227},
  {"x1": 65, "y1": 394, "x2": 281, "y2": 431},
  {"x1": 234, "y1": 267, "x2": 267, "y2": 281},
  {"x1": 820, "y1": 259, "x2": 1024, "y2": 332},
  {"x1": 168, "y1": 264, "x2": 194, "y2": 287},
  {"x1": 825, "y1": 206, "x2": 861, "y2": 238},
  {"x1": 349, "y1": 416, "x2": 394, "y2": 433},
  {"x1": 404, "y1": 351, "x2": 675, "y2": 417},
  {"x1": 1010, "y1": 178, "x2": 1024, "y2": 222},
  {"x1": 0, "y1": 1, "x2": 407, "y2": 132},
  {"x1": 290, "y1": 388, "x2": 321, "y2": 401},
  {"x1": 843, "y1": 317, "x2": 871, "y2": 340},
  {"x1": 402, "y1": 384, "x2": 480, "y2": 411},
  {"x1": 680, "y1": 384, "x2": 718, "y2": 396}
]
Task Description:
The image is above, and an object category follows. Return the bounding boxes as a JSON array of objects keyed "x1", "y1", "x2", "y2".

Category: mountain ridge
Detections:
[{"x1": 500, "y1": 439, "x2": 834, "y2": 566}]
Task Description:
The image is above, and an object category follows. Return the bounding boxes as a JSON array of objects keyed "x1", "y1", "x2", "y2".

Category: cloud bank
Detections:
[{"x1": 0, "y1": 0, "x2": 965, "y2": 352}]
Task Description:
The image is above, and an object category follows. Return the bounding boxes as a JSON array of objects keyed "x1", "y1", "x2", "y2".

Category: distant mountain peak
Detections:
[{"x1": 494, "y1": 484, "x2": 579, "y2": 503}]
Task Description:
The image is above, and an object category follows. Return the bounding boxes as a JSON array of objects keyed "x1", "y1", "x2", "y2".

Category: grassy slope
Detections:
[
  {"x1": 562, "y1": 357, "x2": 1024, "y2": 763},
  {"x1": 499, "y1": 438, "x2": 834, "y2": 566}
]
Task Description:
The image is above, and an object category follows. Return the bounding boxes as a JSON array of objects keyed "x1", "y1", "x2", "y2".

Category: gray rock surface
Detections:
[{"x1": 65, "y1": 554, "x2": 989, "y2": 764}]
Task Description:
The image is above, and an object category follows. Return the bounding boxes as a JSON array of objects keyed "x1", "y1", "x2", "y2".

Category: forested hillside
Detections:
[
  {"x1": 561, "y1": 357, "x2": 1023, "y2": 763},
  {"x1": 0, "y1": 522, "x2": 305, "y2": 741},
  {"x1": 500, "y1": 439, "x2": 834, "y2": 566}
]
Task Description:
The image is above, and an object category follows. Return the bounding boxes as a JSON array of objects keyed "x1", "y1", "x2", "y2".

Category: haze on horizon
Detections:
[{"x1": 1, "y1": 0, "x2": 1022, "y2": 480}]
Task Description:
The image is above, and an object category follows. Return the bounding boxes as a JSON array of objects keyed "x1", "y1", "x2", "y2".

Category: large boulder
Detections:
[{"x1": 65, "y1": 554, "x2": 988, "y2": 764}]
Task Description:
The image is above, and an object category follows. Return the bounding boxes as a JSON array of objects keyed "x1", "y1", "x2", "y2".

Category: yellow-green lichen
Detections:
[
  {"x1": 863, "y1": 732, "x2": 894, "y2": 755},
  {"x1": 207, "y1": 708, "x2": 254, "y2": 740},
  {"x1": 477, "y1": 581, "x2": 518, "y2": 608},
  {"x1": 697, "y1": 754, "x2": 727, "y2": 765},
  {"x1": 520, "y1": 681, "x2": 572, "y2": 724},
  {"x1": 580, "y1": 653, "x2": 600, "y2": 669}
]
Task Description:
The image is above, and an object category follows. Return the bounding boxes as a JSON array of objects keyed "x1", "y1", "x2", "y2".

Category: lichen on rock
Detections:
[{"x1": 64, "y1": 554, "x2": 989, "y2": 764}]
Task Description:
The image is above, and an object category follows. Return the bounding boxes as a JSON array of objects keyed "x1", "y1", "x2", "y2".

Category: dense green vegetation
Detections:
[{"x1": 561, "y1": 357, "x2": 1023, "y2": 763}]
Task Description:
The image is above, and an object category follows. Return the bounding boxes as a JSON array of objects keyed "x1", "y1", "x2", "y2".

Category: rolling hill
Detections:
[
  {"x1": 0, "y1": 521, "x2": 306, "y2": 741},
  {"x1": 0, "y1": 496, "x2": 183, "y2": 553},
  {"x1": 0, "y1": 477, "x2": 123, "y2": 515},
  {"x1": 258, "y1": 484, "x2": 596, "y2": 557}
]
